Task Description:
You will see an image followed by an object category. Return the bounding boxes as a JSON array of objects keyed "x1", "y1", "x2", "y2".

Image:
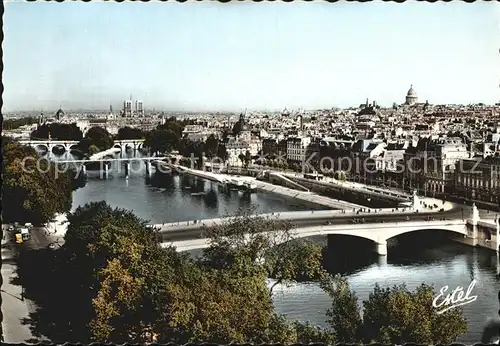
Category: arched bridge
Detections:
[
  {"x1": 19, "y1": 140, "x2": 80, "y2": 152},
  {"x1": 19, "y1": 139, "x2": 145, "y2": 153},
  {"x1": 164, "y1": 219, "x2": 469, "y2": 254}
]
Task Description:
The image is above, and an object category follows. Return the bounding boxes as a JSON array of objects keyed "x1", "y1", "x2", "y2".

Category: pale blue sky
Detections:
[{"x1": 3, "y1": 1, "x2": 500, "y2": 112}]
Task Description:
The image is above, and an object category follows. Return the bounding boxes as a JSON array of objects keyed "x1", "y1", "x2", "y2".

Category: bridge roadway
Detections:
[
  {"x1": 18, "y1": 138, "x2": 146, "y2": 152},
  {"x1": 158, "y1": 205, "x2": 466, "y2": 244},
  {"x1": 55, "y1": 156, "x2": 168, "y2": 164}
]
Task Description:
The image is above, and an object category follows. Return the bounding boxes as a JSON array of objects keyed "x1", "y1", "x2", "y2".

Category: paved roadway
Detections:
[
  {"x1": 160, "y1": 205, "x2": 472, "y2": 243},
  {"x1": 1, "y1": 226, "x2": 61, "y2": 343}
]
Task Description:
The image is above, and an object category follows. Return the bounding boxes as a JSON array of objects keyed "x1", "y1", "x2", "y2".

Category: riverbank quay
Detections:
[
  {"x1": 253, "y1": 180, "x2": 364, "y2": 210},
  {"x1": 164, "y1": 163, "x2": 365, "y2": 210},
  {"x1": 1, "y1": 226, "x2": 40, "y2": 343},
  {"x1": 1, "y1": 223, "x2": 65, "y2": 343}
]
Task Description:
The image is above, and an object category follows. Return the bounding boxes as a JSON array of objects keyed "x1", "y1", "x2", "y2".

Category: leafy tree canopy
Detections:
[
  {"x1": 2, "y1": 137, "x2": 73, "y2": 224},
  {"x1": 77, "y1": 126, "x2": 114, "y2": 153},
  {"x1": 144, "y1": 129, "x2": 178, "y2": 155},
  {"x1": 31, "y1": 123, "x2": 83, "y2": 141},
  {"x1": 116, "y1": 126, "x2": 145, "y2": 140},
  {"x1": 4, "y1": 116, "x2": 38, "y2": 130}
]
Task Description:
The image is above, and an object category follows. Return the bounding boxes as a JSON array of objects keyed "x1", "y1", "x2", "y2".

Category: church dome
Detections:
[
  {"x1": 407, "y1": 85, "x2": 417, "y2": 97},
  {"x1": 405, "y1": 84, "x2": 418, "y2": 105}
]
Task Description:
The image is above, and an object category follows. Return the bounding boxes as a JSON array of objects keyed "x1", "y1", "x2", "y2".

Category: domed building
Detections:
[
  {"x1": 55, "y1": 108, "x2": 65, "y2": 121},
  {"x1": 405, "y1": 85, "x2": 418, "y2": 105}
]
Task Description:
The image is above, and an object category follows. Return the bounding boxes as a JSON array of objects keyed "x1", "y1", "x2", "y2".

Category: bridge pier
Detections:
[
  {"x1": 100, "y1": 163, "x2": 110, "y2": 179},
  {"x1": 375, "y1": 240, "x2": 387, "y2": 256},
  {"x1": 377, "y1": 254, "x2": 388, "y2": 266},
  {"x1": 125, "y1": 162, "x2": 130, "y2": 178},
  {"x1": 466, "y1": 203, "x2": 479, "y2": 246},
  {"x1": 145, "y1": 161, "x2": 152, "y2": 176}
]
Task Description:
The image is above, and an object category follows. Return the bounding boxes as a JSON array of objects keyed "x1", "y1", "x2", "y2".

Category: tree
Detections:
[
  {"x1": 51, "y1": 123, "x2": 83, "y2": 140},
  {"x1": 78, "y1": 127, "x2": 113, "y2": 153},
  {"x1": 320, "y1": 275, "x2": 362, "y2": 342},
  {"x1": 144, "y1": 129, "x2": 178, "y2": 155},
  {"x1": 158, "y1": 119, "x2": 183, "y2": 138},
  {"x1": 63, "y1": 203, "x2": 319, "y2": 344},
  {"x1": 216, "y1": 144, "x2": 229, "y2": 163},
  {"x1": 293, "y1": 321, "x2": 336, "y2": 344},
  {"x1": 4, "y1": 116, "x2": 38, "y2": 130},
  {"x1": 89, "y1": 144, "x2": 100, "y2": 155},
  {"x1": 200, "y1": 208, "x2": 328, "y2": 295},
  {"x1": 3, "y1": 137, "x2": 74, "y2": 224},
  {"x1": 117, "y1": 126, "x2": 145, "y2": 140},
  {"x1": 31, "y1": 123, "x2": 83, "y2": 141},
  {"x1": 333, "y1": 170, "x2": 347, "y2": 181},
  {"x1": 61, "y1": 202, "x2": 188, "y2": 342},
  {"x1": 31, "y1": 124, "x2": 50, "y2": 139},
  {"x1": 204, "y1": 134, "x2": 218, "y2": 159},
  {"x1": 320, "y1": 276, "x2": 468, "y2": 344},
  {"x1": 232, "y1": 120, "x2": 243, "y2": 137},
  {"x1": 238, "y1": 150, "x2": 252, "y2": 168},
  {"x1": 362, "y1": 283, "x2": 467, "y2": 344}
]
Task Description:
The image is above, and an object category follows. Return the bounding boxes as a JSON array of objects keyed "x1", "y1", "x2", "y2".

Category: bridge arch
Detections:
[
  {"x1": 35, "y1": 144, "x2": 49, "y2": 152},
  {"x1": 51, "y1": 144, "x2": 67, "y2": 155},
  {"x1": 384, "y1": 227, "x2": 467, "y2": 242}
]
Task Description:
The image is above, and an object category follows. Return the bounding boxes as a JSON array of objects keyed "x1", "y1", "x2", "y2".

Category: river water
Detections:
[{"x1": 53, "y1": 150, "x2": 500, "y2": 344}]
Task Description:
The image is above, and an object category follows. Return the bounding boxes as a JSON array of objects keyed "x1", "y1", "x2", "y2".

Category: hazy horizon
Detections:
[{"x1": 4, "y1": 1, "x2": 500, "y2": 113}]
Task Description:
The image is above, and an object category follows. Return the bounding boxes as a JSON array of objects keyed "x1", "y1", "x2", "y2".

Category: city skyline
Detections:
[{"x1": 3, "y1": 1, "x2": 500, "y2": 112}]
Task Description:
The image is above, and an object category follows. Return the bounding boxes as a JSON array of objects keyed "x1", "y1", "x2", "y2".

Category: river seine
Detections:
[{"x1": 55, "y1": 150, "x2": 500, "y2": 344}]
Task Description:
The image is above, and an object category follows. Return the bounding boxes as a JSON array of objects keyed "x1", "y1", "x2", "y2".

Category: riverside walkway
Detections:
[{"x1": 158, "y1": 164, "x2": 365, "y2": 210}]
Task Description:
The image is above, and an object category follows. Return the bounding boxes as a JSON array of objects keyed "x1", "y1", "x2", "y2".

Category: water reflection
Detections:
[{"x1": 63, "y1": 150, "x2": 326, "y2": 224}]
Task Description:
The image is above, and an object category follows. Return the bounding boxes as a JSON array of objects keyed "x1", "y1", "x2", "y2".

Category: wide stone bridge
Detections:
[{"x1": 158, "y1": 204, "x2": 500, "y2": 256}]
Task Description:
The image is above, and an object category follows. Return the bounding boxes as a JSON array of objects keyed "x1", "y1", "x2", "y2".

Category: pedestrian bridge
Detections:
[{"x1": 162, "y1": 219, "x2": 470, "y2": 255}]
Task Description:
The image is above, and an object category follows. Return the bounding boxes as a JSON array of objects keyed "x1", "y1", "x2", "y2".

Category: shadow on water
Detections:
[
  {"x1": 386, "y1": 230, "x2": 472, "y2": 266},
  {"x1": 318, "y1": 230, "x2": 482, "y2": 276},
  {"x1": 203, "y1": 190, "x2": 219, "y2": 208},
  {"x1": 321, "y1": 235, "x2": 379, "y2": 276},
  {"x1": 146, "y1": 171, "x2": 178, "y2": 192}
]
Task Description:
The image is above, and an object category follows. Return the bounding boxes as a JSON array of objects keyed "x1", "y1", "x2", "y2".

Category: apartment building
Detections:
[{"x1": 286, "y1": 136, "x2": 311, "y2": 163}]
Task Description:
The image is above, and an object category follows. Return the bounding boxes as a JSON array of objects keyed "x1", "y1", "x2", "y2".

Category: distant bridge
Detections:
[
  {"x1": 19, "y1": 139, "x2": 146, "y2": 152},
  {"x1": 55, "y1": 157, "x2": 168, "y2": 164}
]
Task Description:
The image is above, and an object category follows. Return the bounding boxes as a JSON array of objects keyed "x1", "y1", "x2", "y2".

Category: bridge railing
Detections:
[{"x1": 151, "y1": 206, "x2": 456, "y2": 232}]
